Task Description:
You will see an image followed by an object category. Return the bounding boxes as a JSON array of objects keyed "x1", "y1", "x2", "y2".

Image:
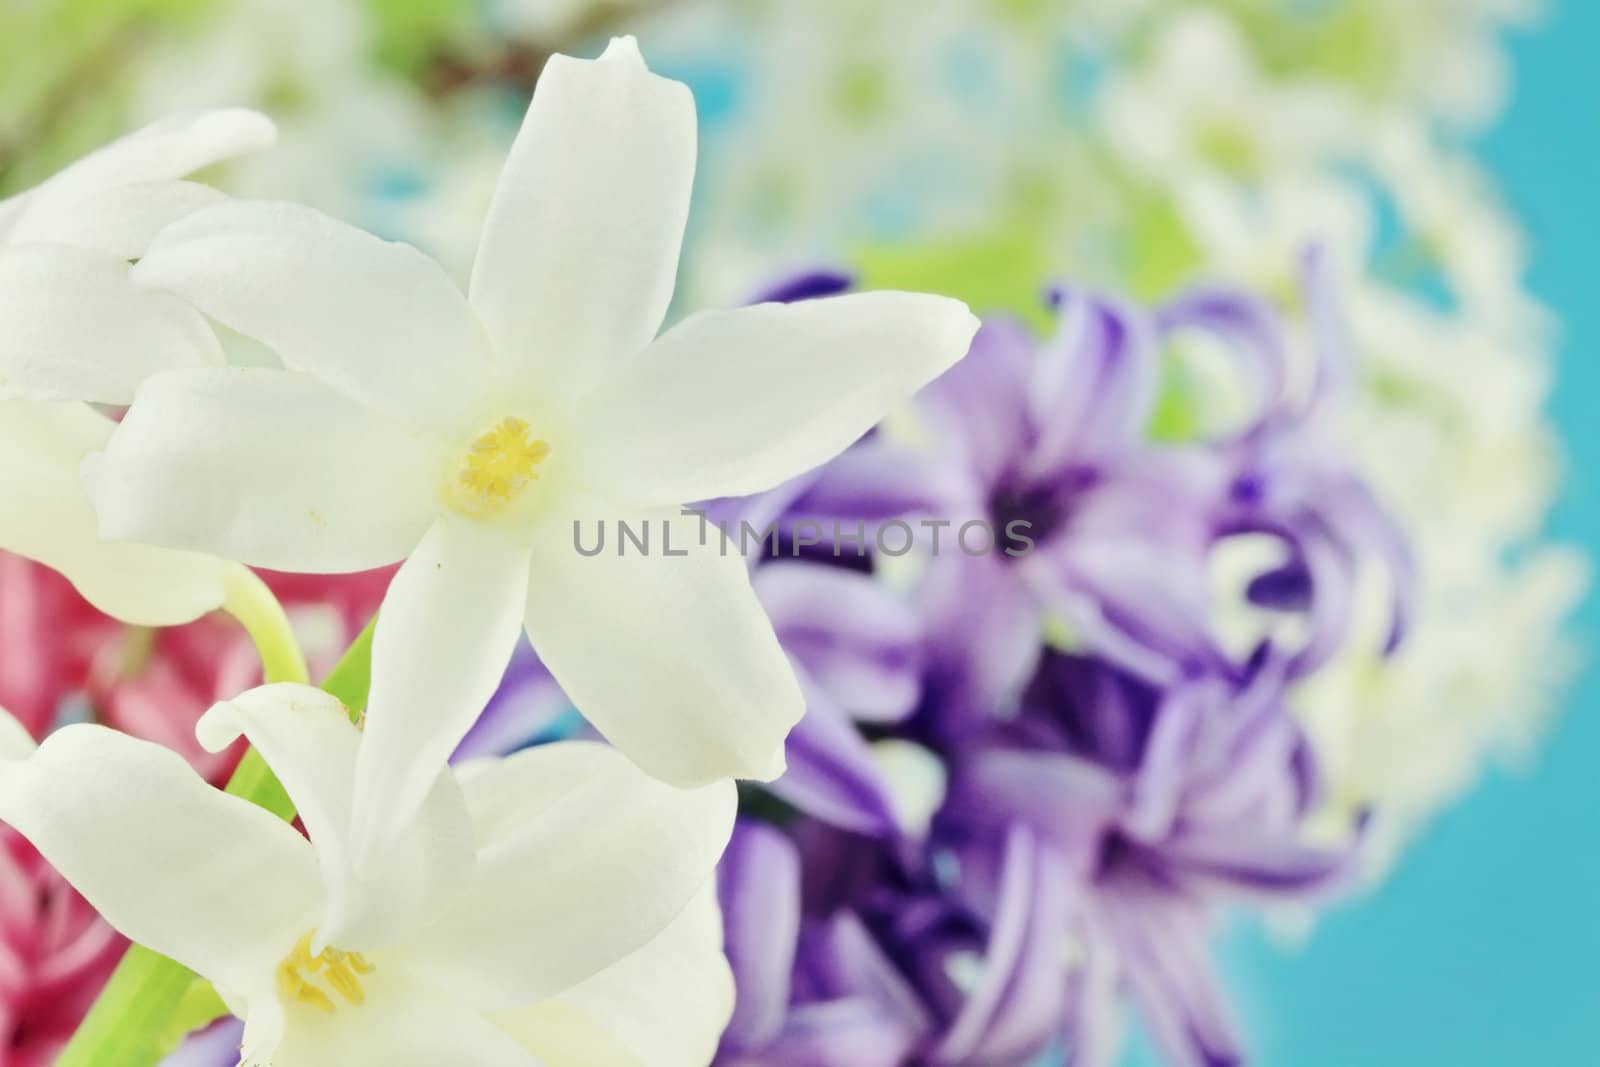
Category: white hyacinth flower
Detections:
[
  {"x1": 92, "y1": 37, "x2": 978, "y2": 847},
  {"x1": 0, "y1": 111, "x2": 275, "y2": 625},
  {"x1": 0, "y1": 687, "x2": 735, "y2": 1066},
  {"x1": 0, "y1": 109, "x2": 274, "y2": 404}
]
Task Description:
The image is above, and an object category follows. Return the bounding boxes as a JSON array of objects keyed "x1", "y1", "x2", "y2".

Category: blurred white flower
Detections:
[
  {"x1": 130, "y1": 0, "x2": 430, "y2": 232},
  {"x1": 0, "y1": 112, "x2": 273, "y2": 626},
  {"x1": 0, "y1": 686, "x2": 735, "y2": 1067},
  {"x1": 1096, "y1": 9, "x2": 1359, "y2": 183},
  {"x1": 91, "y1": 38, "x2": 978, "y2": 852},
  {"x1": 0, "y1": 110, "x2": 273, "y2": 403}
]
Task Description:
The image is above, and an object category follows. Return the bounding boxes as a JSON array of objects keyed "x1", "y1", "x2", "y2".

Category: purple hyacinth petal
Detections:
[
  {"x1": 1100, "y1": 887, "x2": 1242, "y2": 1067},
  {"x1": 1282, "y1": 525, "x2": 1356, "y2": 677},
  {"x1": 1122, "y1": 683, "x2": 1205, "y2": 843},
  {"x1": 1062, "y1": 908, "x2": 1130, "y2": 1067},
  {"x1": 1025, "y1": 449, "x2": 1228, "y2": 685},
  {"x1": 699, "y1": 466, "x2": 827, "y2": 565},
  {"x1": 790, "y1": 440, "x2": 973, "y2": 527},
  {"x1": 725, "y1": 998, "x2": 922, "y2": 1067},
  {"x1": 1156, "y1": 286, "x2": 1290, "y2": 437},
  {"x1": 757, "y1": 562, "x2": 924, "y2": 723},
  {"x1": 719, "y1": 821, "x2": 804, "y2": 1048},
  {"x1": 159, "y1": 1018, "x2": 245, "y2": 1067},
  {"x1": 1162, "y1": 829, "x2": 1358, "y2": 898},
  {"x1": 1321, "y1": 479, "x2": 1417, "y2": 655},
  {"x1": 922, "y1": 551, "x2": 1044, "y2": 735},
  {"x1": 770, "y1": 661, "x2": 901, "y2": 836},
  {"x1": 1180, "y1": 662, "x2": 1306, "y2": 829},
  {"x1": 918, "y1": 316, "x2": 1037, "y2": 488},
  {"x1": 797, "y1": 912, "x2": 938, "y2": 1042},
  {"x1": 747, "y1": 268, "x2": 857, "y2": 306},
  {"x1": 1026, "y1": 292, "x2": 1159, "y2": 478},
  {"x1": 936, "y1": 825, "x2": 1074, "y2": 1065},
  {"x1": 947, "y1": 748, "x2": 1122, "y2": 867},
  {"x1": 1035, "y1": 531, "x2": 1216, "y2": 686}
]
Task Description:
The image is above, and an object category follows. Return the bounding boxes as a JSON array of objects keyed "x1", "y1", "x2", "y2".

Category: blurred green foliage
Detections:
[
  {"x1": 0, "y1": 0, "x2": 216, "y2": 192},
  {"x1": 361, "y1": 0, "x2": 473, "y2": 77},
  {"x1": 856, "y1": 226, "x2": 1056, "y2": 331}
]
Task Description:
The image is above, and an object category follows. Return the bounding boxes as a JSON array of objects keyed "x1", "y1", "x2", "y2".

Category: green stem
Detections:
[
  {"x1": 222, "y1": 565, "x2": 311, "y2": 687},
  {"x1": 52, "y1": 946, "x2": 202, "y2": 1067},
  {"x1": 56, "y1": 593, "x2": 379, "y2": 1067}
]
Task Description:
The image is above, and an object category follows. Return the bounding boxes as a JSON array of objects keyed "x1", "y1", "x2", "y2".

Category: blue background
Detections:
[{"x1": 1126, "y1": 4, "x2": 1600, "y2": 1064}]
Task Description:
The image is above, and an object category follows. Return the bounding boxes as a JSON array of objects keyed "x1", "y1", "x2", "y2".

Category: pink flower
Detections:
[
  {"x1": 0, "y1": 554, "x2": 106, "y2": 740},
  {"x1": 0, "y1": 830, "x2": 125, "y2": 1066}
]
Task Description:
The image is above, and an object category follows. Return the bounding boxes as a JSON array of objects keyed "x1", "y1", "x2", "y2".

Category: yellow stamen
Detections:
[
  {"x1": 452, "y1": 416, "x2": 550, "y2": 516},
  {"x1": 277, "y1": 933, "x2": 374, "y2": 1014}
]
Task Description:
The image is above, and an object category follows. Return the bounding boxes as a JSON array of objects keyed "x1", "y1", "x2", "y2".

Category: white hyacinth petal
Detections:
[
  {"x1": 0, "y1": 243, "x2": 221, "y2": 404},
  {"x1": 268, "y1": 972, "x2": 542, "y2": 1067},
  {"x1": 470, "y1": 36, "x2": 695, "y2": 399},
  {"x1": 197, "y1": 684, "x2": 474, "y2": 954},
  {"x1": 0, "y1": 399, "x2": 228, "y2": 626},
  {"x1": 6, "y1": 180, "x2": 227, "y2": 260},
  {"x1": 409, "y1": 742, "x2": 735, "y2": 1013},
  {"x1": 583, "y1": 293, "x2": 980, "y2": 505},
  {"x1": 350, "y1": 517, "x2": 532, "y2": 859},
  {"x1": 0, "y1": 109, "x2": 275, "y2": 244},
  {"x1": 132, "y1": 200, "x2": 495, "y2": 434},
  {"x1": 90, "y1": 367, "x2": 444, "y2": 573},
  {"x1": 497, "y1": 887, "x2": 734, "y2": 1067},
  {"x1": 523, "y1": 511, "x2": 801, "y2": 787},
  {"x1": 0, "y1": 724, "x2": 319, "y2": 993}
]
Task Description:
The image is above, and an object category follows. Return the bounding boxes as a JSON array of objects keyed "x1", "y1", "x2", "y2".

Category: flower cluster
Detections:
[
  {"x1": 0, "y1": 4, "x2": 1576, "y2": 1065},
  {"x1": 0, "y1": 37, "x2": 980, "y2": 1067},
  {"x1": 55, "y1": 0, "x2": 1569, "y2": 884},
  {"x1": 463, "y1": 260, "x2": 1413, "y2": 1066},
  {"x1": 614, "y1": 0, "x2": 1577, "y2": 882}
]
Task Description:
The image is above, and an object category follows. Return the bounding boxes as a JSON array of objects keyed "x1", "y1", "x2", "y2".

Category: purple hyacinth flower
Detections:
[
  {"x1": 939, "y1": 647, "x2": 1360, "y2": 1067},
  {"x1": 1162, "y1": 248, "x2": 1416, "y2": 675},
  {"x1": 716, "y1": 817, "x2": 1075, "y2": 1067},
  {"x1": 886, "y1": 295, "x2": 1235, "y2": 735}
]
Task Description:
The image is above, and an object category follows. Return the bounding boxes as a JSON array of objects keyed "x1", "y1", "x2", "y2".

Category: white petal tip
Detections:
[
  {"x1": 194, "y1": 701, "x2": 244, "y2": 754},
  {"x1": 196, "y1": 108, "x2": 278, "y2": 152},
  {"x1": 745, "y1": 745, "x2": 789, "y2": 785},
  {"x1": 940, "y1": 303, "x2": 982, "y2": 348},
  {"x1": 600, "y1": 35, "x2": 645, "y2": 66}
]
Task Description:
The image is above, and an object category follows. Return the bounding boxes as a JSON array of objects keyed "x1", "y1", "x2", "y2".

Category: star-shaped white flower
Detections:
[
  {"x1": 0, "y1": 110, "x2": 275, "y2": 625},
  {"x1": 0, "y1": 686, "x2": 735, "y2": 1066},
  {"x1": 91, "y1": 37, "x2": 978, "y2": 847}
]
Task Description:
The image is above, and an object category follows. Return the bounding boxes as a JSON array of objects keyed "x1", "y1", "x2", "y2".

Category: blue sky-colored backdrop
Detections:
[{"x1": 1127, "y1": 4, "x2": 1599, "y2": 1064}]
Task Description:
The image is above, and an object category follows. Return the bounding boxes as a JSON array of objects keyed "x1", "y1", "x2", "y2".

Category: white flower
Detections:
[
  {"x1": 1095, "y1": 9, "x2": 1358, "y2": 183},
  {"x1": 0, "y1": 111, "x2": 274, "y2": 625},
  {"x1": 0, "y1": 686, "x2": 735, "y2": 1066},
  {"x1": 92, "y1": 36, "x2": 978, "y2": 847},
  {"x1": 0, "y1": 109, "x2": 274, "y2": 404}
]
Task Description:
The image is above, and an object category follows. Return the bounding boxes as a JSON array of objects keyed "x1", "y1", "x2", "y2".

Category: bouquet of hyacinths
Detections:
[
  {"x1": 0, "y1": 6, "x2": 1581, "y2": 1067},
  {"x1": 35, "y1": 0, "x2": 1566, "y2": 885}
]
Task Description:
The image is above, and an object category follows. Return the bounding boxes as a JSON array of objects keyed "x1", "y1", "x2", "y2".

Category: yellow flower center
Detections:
[
  {"x1": 277, "y1": 933, "x2": 376, "y2": 1015},
  {"x1": 450, "y1": 416, "x2": 551, "y2": 516}
]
